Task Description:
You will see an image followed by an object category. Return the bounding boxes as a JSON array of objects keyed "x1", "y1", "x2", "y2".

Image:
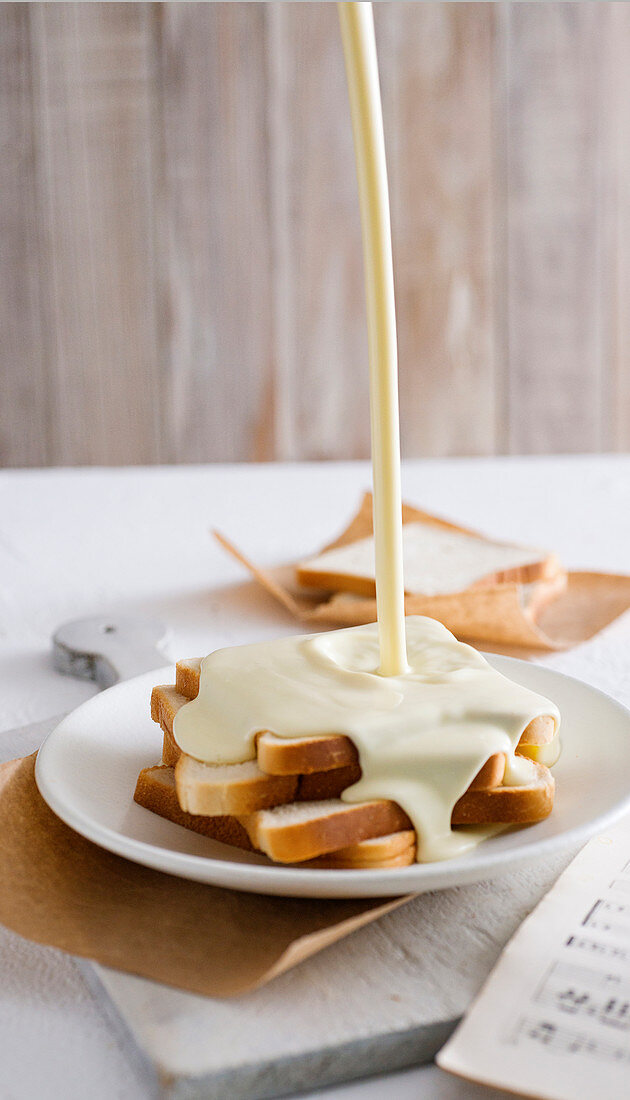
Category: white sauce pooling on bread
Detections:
[
  {"x1": 299, "y1": 522, "x2": 548, "y2": 597},
  {"x1": 173, "y1": 616, "x2": 560, "y2": 862}
]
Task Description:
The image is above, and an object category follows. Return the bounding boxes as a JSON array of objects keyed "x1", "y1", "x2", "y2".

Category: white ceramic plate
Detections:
[{"x1": 35, "y1": 658, "x2": 630, "y2": 898}]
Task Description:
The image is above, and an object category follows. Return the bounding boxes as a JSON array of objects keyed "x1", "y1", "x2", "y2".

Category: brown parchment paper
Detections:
[
  {"x1": 215, "y1": 493, "x2": 630, "y2": 653},
  {"x1": 0, "y1": 754, "x2": 410, "y2": 997}
]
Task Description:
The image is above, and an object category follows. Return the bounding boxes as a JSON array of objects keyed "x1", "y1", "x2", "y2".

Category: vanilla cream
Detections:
[{"x1": 173, "y1": 617, "x2": 559, "y2": 862}]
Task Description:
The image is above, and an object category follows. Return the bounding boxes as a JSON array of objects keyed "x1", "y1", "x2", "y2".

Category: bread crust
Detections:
[
  {"x1": 305, "y1": 849, "x2": 415, "y2": 869},
  {"x1": 175, "y1": 657, "x2": 202, "y2": 700},
  {"x1": 296, "y1": 557, "x2": 561, "y2": 599},
  {"x1": 326, "y1": 830, "x2": 416, "y2": 860},
  {"x1": 258, "y1": 731, "x2": 359, "y2": 775},
  {"x1": 298, "y1": 764, "x2": 363, "y2": 800}
]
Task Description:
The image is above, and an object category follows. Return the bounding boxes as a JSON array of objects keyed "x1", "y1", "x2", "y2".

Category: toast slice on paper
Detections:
[{"x1": 297, "y1": 519, "x2": 561, "y2": 599}]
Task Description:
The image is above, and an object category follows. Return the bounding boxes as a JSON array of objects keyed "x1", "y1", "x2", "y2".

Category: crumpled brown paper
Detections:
[
  {"x1": 215, "y1": 493, "x2": 630, "y2": 652},
  {"x1": 0, "y1": 753, "x2": 410, "y2": 997}
]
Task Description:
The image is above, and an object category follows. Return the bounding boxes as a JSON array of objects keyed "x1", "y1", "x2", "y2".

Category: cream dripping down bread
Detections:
[{"x1": 134, "y1": 617, "x2": 561, "y2": 867}]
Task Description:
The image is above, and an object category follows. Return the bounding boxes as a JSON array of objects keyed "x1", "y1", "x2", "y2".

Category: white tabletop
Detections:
[{"x1": 1, "y1": 456, "x2": 629, "y2": 1099}]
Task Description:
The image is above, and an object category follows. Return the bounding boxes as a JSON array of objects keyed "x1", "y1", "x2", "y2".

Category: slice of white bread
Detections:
[
  {"x1": 175, "y1": 755, "x2": 298, "y2": 816},
  {"x1": 240, "y1": 798, "x2": 412, "y2": 863},
  {"x1": 296, "y1": 521, "x2": 561, "y2": 598},
  {"x1": 257, "y1": 731, "x2": 359, "y2": 776},
  {"x1": 134, "y1": 765, "x2": 254, "y2": 850}
]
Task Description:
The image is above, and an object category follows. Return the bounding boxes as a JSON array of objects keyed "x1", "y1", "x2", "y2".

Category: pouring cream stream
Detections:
[{"x1": 338, "y1": 1, "x2": 407, "y2": 676}]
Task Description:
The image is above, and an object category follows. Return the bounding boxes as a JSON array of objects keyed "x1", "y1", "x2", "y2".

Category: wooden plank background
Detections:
[{"x1": 2, "y1": 1, "x2": 629, "y2": 467}]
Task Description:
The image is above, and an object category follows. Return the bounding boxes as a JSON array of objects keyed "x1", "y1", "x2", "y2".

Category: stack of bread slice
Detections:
[{"x1": 134, "y1": 658, "x2": 559, "y2": 870}]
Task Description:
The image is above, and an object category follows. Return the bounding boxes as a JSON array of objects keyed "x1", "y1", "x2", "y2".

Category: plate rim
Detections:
[{"x1": 35, "y1": 658, "x2": 630, "y2": 898}]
